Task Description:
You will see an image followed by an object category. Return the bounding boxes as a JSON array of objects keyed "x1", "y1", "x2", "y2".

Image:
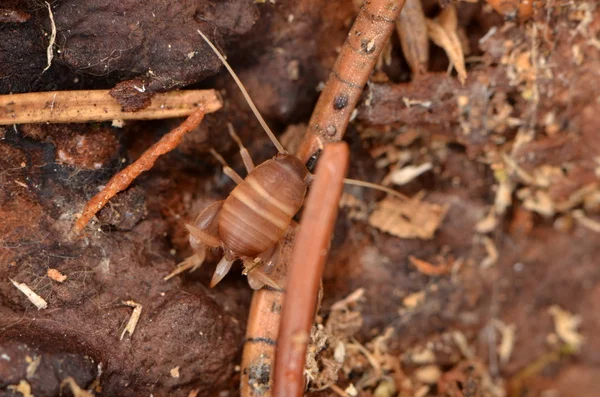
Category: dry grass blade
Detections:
[
  {"x1": 426, "y1": 5, "x2": 467, "y2": 84},
  {"x1": 0, "y1": 89, "x2": 221, "y2": 125}
]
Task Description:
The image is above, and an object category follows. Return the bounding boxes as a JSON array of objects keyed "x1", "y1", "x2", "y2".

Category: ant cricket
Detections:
[{"x1": 174, "y1": 31, "x2": 407, "y2": 290}]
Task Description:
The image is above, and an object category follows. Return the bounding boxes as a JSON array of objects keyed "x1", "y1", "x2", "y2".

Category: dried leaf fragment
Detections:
[
  {"x1": 47, "y1": 268, "x2": 67, "y2": 282},
  {"x1": 409, "y1": 256, "x2": 450, "y2": 276},
  {"x1": 396, "y1": 0, "x2": 429, "y2": 75},
  {"x1": 369, "y1": 197, "x2": 447, "y2": 239},
  {"x1": 426, "y1": 5, "x2": 467, "y2": 84},
  {"x1": 548, "y1": 305, "x2": 584, "y2": 350},
  {"x1": 10, "y1": 279, "x2": 47, "y2": 310},
  {"x1": 120, "y1": 300, "x2": 143, "y2": 341}
]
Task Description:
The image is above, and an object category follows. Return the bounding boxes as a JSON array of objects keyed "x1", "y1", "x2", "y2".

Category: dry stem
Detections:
[{"x1": 0, "y1": 89, "x2": 221, "y2": 125}]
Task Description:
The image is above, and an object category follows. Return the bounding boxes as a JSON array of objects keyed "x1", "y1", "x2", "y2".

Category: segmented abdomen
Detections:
[{"x1": 219, "y1": 157, "x2": 307, "y2": 257}]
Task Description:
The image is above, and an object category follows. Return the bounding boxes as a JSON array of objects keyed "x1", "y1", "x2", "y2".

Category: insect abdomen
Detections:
[{"x1": 219, "y1": 155, "x2": 308, "y2": 257}]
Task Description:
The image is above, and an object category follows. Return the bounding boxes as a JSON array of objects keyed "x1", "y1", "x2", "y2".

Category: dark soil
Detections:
[{"x1": 1, "y1": 1, "x2": 599, "y2": 396}]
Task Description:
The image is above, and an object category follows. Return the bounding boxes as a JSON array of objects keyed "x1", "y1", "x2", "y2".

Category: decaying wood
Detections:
[
  {"x1": 0, "y1": 89, "x2": 221, "y2": 125},
  {"x1": 273, "y1": 142, "x2": 349, "y2": 397},
  {"x1": 73, "y1": 107, "x2": 206, "y2": 234},
  {"x1": 296, "y1": 0, "x2": 408, "y2": 163}
]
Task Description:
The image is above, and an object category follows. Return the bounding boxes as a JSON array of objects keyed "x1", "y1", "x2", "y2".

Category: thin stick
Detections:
[
  {"x1": 0, "y1": 89, "x2": 221, "y2": 125},
  {"x1": 273, "y1": 142, "x2": 349, "y2": 397},
  {"x1": 296, "y1": 0, "x2": 407, "y2": 163},
  {"x1": 197, "y1": 29, "x2": 286, "y2": 154},
  {"x1": 72, "y1": 107, "x2": 206, "y2": 234}
]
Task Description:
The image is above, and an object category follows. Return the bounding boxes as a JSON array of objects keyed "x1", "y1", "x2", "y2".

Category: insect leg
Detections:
[
  {"x1": 228, "y1": 123, "x2": 255, "y2": 173},
  {"x1": 210, "y1": 148, "x2": 244, "y2": 184},
  {"x1": 209, "y1": 256, "x2": 236, "y2": 287}
]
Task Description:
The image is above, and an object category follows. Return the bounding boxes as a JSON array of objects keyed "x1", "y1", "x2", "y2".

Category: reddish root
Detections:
[{"x1": 72, "y1": 106, "x2": 206, "y2": 234}]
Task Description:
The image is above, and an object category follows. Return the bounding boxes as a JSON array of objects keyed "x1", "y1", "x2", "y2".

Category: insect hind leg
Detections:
[{"x1": 186, "y1": 200, "x2": 224, "y2": 251}]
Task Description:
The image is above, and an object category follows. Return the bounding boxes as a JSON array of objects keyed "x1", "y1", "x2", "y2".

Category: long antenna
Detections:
[
  {"x1": 343, "y1": 178, "x2": 408, "y2": 201},
  {"x1": 198, "y1": 29, "x2": 286, "y2": 154}
]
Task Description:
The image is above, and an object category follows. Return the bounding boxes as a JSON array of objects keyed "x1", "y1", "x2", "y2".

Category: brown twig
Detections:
[
  {"x1": 0, "y1": 89, "x2": 221, "y2": 125},
  {"x1": 296, "y1": 0, "x2": 407, "y2": 163},
  {"x1": 72, "y1": 107, "x2": 206, "y2": 234},
  {"x1": 273, "y1": 142, "x2": 349, "y2": 397}
]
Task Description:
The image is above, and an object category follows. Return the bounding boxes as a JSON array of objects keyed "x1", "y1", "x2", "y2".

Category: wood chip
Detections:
[
  {"x1": 10, "y1": 279, "x2": 47, "y2": 310},
  {"x1": 8, "y1": 380, "x2": 32, "y2": 397},
  {"x1": 120, "y1": 300, "x2": 142, "y2": 341},
  {"x1": 572, "y1": 210, "x2": 600, "y2": 233},
  {"x1": 480, "y1": 236, "x2": 499, "y2": 268},
  {"x1": 426, "y1": 5, "x2": 467, "y2": 84},
  {"x1": 475, "y1": 208, "x2": 498, "y2": 233},
  {"x1": 170, "y1": 366, "x2": 180, "y2": 378},
  {"x1": 452, "y1": 331, "x2": 474, "y2": 359},
  {"x1": 369, "y1": 197, "x2": 447, "y2": 240},
  {"x1": 26, "y1": 355, "x2": 41, "y2": 378},
  {"x1": 492, "y1": 319, "x2": 516, "y2": 365},
  {"x1": 390, "y1": 163, "x2": 432, "y2": 185},
  {"x1": 548, "y1": 305, "x2": 584, "y2": 350},
  {"x1": 403, "y1": 291, "x2": 425, "y2": 309},
  {"x1": 414, "y1": 365, "x2": 442, "y2": 384},
  {"x1": 47, "y1": 268, "x2": 67, "y2": 282}
]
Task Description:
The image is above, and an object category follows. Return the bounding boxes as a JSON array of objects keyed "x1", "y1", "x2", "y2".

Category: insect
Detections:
[{"x1": 183, "y1": 31, "x2": 406, "y2": 290}]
